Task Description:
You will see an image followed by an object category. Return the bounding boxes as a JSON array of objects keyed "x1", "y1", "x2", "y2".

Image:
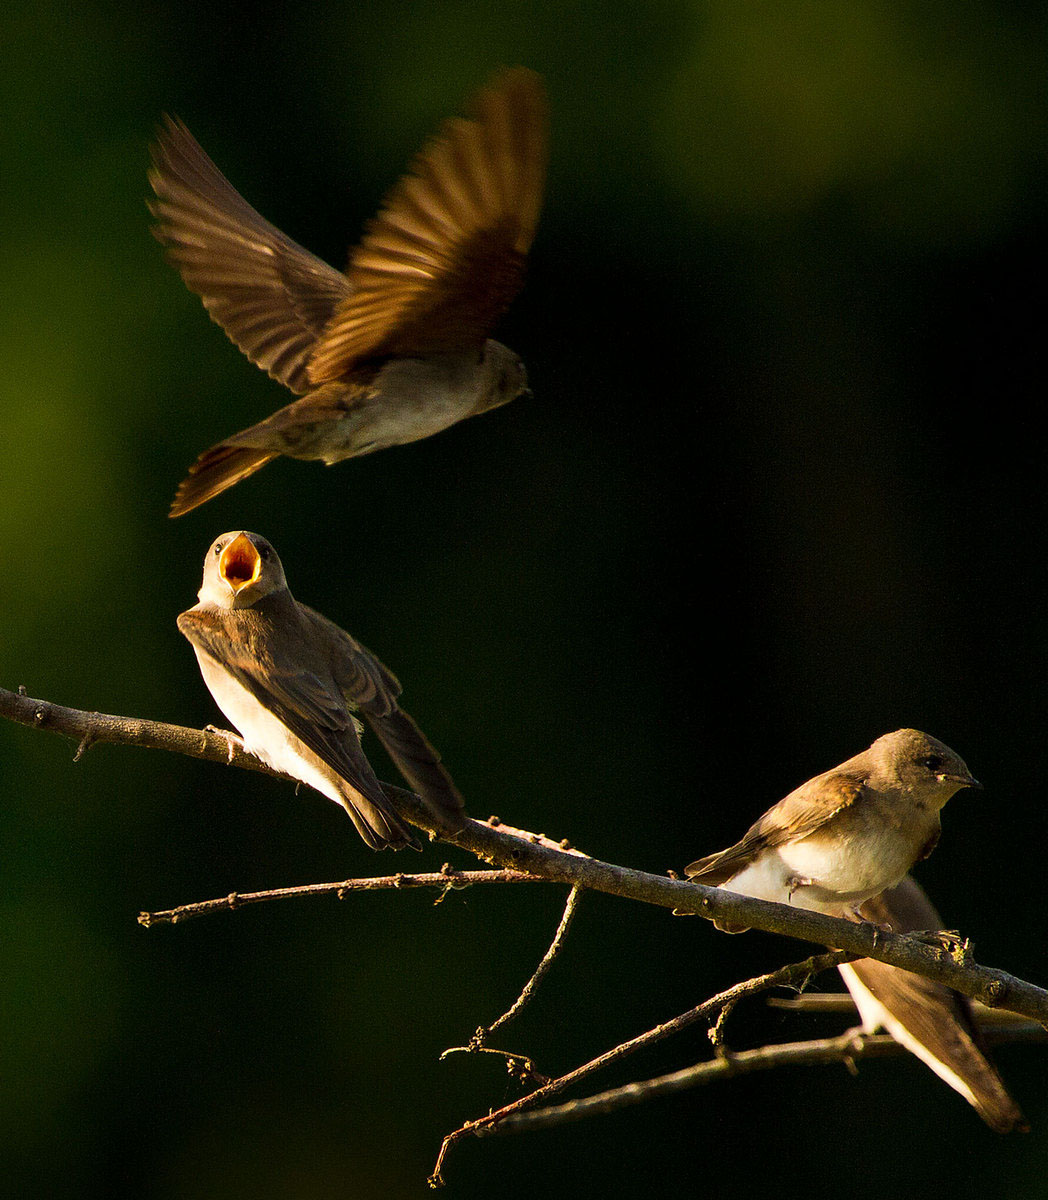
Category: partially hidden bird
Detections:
[
  {"x1": 179, "y1": 530, "x2": 465, "y2": 850},
  {"x1": 840, "y1": 876, "x2": 1027, "y2": 1133},
  {"x1": 684, "y1": 729, "x2": 980, "y2": 932},
  {"x1": 150, "y1": 67, "x2": 548, "y2": 516}
]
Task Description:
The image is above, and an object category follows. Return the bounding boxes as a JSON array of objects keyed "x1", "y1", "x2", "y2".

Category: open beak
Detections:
[{"x1": 219, "y1": 533, "x2": 262, "y2": 594}]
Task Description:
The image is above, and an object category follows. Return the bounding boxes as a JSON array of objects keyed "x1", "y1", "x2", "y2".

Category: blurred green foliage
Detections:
[{"x1": 1, "y1": 2, "x2": 1045, "y2": 1197}]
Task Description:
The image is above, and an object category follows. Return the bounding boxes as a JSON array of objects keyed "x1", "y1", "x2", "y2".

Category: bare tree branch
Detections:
[
  {"x1": 491, "y1": 1021, "x2": 1047, "y2": 1136},
  {"x1": 0, "y1": 683, "x2": 299, "y2": 779},
  {"x1": 768, "y1": 993, "x2": 1043, "y2": 1024},
  {"x1": 3, "y1": 684, "x2": 1046, "y2": 1025},
  {"x1": 139, "y1": 866, "x2": 544, "y2": 926},
  {"x1": 438, "y1": 886, "x2": 584, "y2": 1084},
  {"x1": 429, "y1": 949, "x2": 855, "y2": 1186},
  {"x1": 487, "y1": 885, "x2": 583, "y2": 1035}
]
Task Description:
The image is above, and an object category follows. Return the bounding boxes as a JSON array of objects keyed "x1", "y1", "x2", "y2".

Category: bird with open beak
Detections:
[
  {"x1": 684, "y1": 729, "x2": 980, "y2": 932},
  {"x1": 149, "y1": 67, "x2": 548, "y2": 517},
  {"x1": 178, "y1": 531, "x2": 465, "y2": 850}
]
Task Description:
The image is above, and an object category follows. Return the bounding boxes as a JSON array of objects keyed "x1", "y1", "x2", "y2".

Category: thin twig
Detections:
[
  {"x1": 429, "y1": 949, "x2": 854, "y2": 1186},
  {"x1": 437, "y1": 1044, "x2": 550, "y2": 1088},
  {"x1": 768, "y1": 993, "x2": 1046, "y2": 1025},
  {"x1": 493, "y1": 1022, "x2": 1048, "y2": 1135},
  {"x1": 707, "y1": 999, "x2": 737, "y2": 1056},
  {"x1": 438, "y1": 886, "x2": 584, "y2": 1085},
  {"x1": 139, "y1": 867, "x2": 544, "y2": 926},
  {"x1": 3, "y1": 685, "x2": 1047, "y2": 1026},
  {"x1": 488, "y1": 885, "x2": 584, "y2": 1034},
  {"x1": 0, "y1": 685, "x2": 297, "y2": 779}
]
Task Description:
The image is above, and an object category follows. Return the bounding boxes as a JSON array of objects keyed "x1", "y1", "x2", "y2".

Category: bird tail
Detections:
[
  {"x1": 840, "y1": 958, "x2": 1027, "y2": 1132},
  {"x1": 840, "y1": 880, "x2": 1028, "y2": 1133},
  {"x1": 338, "y1": 785, "x2": 422, "y2": 852},
  {"x1": 683, "y1": 847, "x2": 743, "y2": 887},
  {"x1": 169, "y1": 444, "x2": 276, "y2": 517},
  {"x1": 367, "y1": 709, "x2": 466, "y2": 832},
  {"x1": 679, "y1": 847, "x2": 754, "y2": 931}
]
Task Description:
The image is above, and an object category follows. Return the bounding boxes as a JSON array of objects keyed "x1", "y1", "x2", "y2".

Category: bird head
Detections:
[
  {"x1": 871, "y1": 728, "x2": 982, "y2": 808},
  {"x1": 198, "y1": 531, "x2": 287, "y2": 609},
  {"x1": 479, "y1": 340, "x2": 531, "y2": 413}
]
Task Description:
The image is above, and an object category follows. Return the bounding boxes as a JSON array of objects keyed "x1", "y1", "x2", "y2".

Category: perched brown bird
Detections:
[
  {"x1": 178, "y1": 530, "x2": 465, "y2": 850},
  {"x1": 840, "y1": 877, "x2": 1027, "y2": 1133},
  {"x1": 684, "y1": 729, "x2": 979, "y2": 932},
  {"x1": 149, "y1": 68, "x2": 548, "y2": 516}
]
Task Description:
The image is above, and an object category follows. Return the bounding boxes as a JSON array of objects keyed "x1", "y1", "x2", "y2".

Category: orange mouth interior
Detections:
[{"x1": 219, "y1": 534, "x2": 261, "y2": 591}]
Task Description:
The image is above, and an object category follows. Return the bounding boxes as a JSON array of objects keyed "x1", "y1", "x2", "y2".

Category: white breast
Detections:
[
  {"x1": 193, "y1": 648, "x2": 345, "y2": 809},
  {"x1": 720, "y1": 853, "x2": 795, "y2": 906},
  {"x1": 723, "y1": 841, "x2": 892, "y2": 917}
]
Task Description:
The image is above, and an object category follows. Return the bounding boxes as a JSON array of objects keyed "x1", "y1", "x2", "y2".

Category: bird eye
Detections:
[
  {"x1": 260, "y1": 547, "x2": 270, "y2": 562},
  {"x1": 213, "y1": 543, "x2": 223, "y2": 557},
  {"x1": 920, "y1": 755, "x2": 944, "y2": 773}
]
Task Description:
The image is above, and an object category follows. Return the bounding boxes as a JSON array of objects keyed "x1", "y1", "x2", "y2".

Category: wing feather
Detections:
[
  {"x1": 842, "y1": 879, "x2": 1027, "y2": 1133},
  {"x1": 686, "y1": 774, "x2": 864, "y2": 883},
  {"x1": 149, "y1": 115, "x2": 350, "y2": 393},
  {"x1": 308, "y1": 67, "x2": 547, "y2": 379},
  {"x1": 298, "y1": 604, "x2": 465, "y2": 823},
  {"x1": 177, "y1": 606, "x2": 383, "y2": 803}
]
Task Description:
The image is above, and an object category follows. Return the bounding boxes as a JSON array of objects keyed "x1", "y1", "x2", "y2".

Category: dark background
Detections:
[{"x1": 1, "y1": 2, "x2": 1045, "y2": 1196}]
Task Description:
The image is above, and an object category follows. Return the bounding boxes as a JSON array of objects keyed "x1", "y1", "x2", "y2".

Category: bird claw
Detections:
[
  {"x1": 909, "y1": 927, "x2": 969, "y2": 955},
  {"x1": 205, "y1": 724, "x2": 244, "y2": 763},
  {"x1": 857, "y1": 911, "x2": 893, "y2": 929},
  {"x1": 786, "y1": 875, "x2": 815, "y2": 899}
]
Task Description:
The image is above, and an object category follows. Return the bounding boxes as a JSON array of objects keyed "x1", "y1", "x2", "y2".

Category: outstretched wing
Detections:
[
  {"x1": 308, "y1": 67, "x2": 547, "y2": 380},
  {"x1": 149, "y1": 115, "x2": 351, "y2": 393},
  {"x1": 686, "y1": 773, "x2": 864, "y2": 884}
]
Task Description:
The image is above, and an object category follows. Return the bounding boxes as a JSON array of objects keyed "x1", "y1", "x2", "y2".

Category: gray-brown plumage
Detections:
[
  {"x1": 149, "y1": 67, "x2": 548, "y2": 516},
  {"x1": 178, "y1": 530, "x2": 465, "y2": 850},
  {"x1": 684, "y1": 730, "x2": 980, "y2": 932},
  {"x1": 841, "y1": 877, "x2": 1027, "y2": 1133}
]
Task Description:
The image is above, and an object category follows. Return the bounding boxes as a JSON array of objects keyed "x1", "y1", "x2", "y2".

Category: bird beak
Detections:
[
  {"x1": 943, "y1": 773, "x2": 982, "y2": 790},
  {"x1": 219, "y1": 533, "x2": 262, "y2": 594}
]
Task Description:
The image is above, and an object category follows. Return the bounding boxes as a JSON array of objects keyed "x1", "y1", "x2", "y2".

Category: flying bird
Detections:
[
  {"x1": 840, "y1": 876, "x2": 1027, "y2": 1133},
  {"x1": 684, "y1": 729, "x2": 980, "y2": 932},
  {"x1": 178, "y1": 530, "x2": 465, "y2": 850},
  {"x1": 149, "y1": 68, "x2": 548, "y2": 516}
]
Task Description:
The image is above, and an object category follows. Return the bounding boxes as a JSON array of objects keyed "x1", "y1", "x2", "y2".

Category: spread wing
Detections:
[
  {"x1": 149, "y1": 115, "x2": 351, "y2": 393},
  {"x1": 177, "y1": 606, "x2": 387, "y2": 804},
  {"x1": 685, "y1": 773, "x2": 864, "y2": 883},
  {"x1": 307, "y1": 67, "x2": 547, "y2": 381}
]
